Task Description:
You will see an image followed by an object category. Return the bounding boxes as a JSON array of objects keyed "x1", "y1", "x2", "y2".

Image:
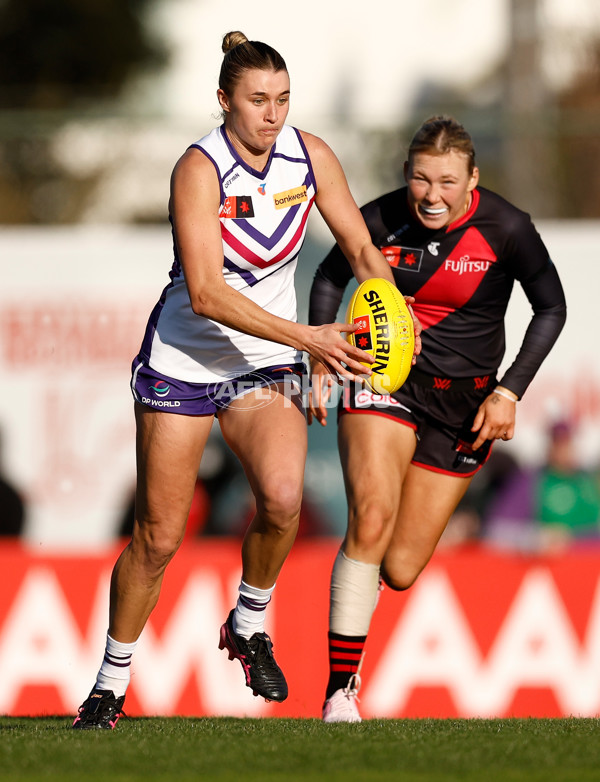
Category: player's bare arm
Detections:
[{"x1": 300, "y1": 131, "x2": 395, "y2": 284}]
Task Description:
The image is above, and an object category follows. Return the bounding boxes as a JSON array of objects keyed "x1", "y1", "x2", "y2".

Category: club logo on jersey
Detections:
[
  {"x1": 381, "y1": 246, "x2": 423, "y2": 272},
  {"x1": 428, "y1": 241, "x2": 440, "y2": 256},
  {"x1": 273, "y1": 185, "x2": 307, "y2": 210},
  {"x1": 258, "y1": 183, "x2": 266, "y2": 195},
  {"x1": 149, "y1": 381, "x2": 170, "y2": 397},
  {"x1": 353, "y1": 315, "x2": 373, "y2": 350},
  {"x1": 219, "y1": 196, "x2": 255, "y2": 218}
]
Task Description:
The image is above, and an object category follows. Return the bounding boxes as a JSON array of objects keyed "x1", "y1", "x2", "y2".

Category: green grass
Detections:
[{"x1": 2, "y1": 717, "x2": 600, "y2": 781}]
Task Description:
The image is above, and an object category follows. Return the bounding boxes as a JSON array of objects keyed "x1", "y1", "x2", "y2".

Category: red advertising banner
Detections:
[{"x1": 1, "y1": 539, "x2": 600, "y2": 719}]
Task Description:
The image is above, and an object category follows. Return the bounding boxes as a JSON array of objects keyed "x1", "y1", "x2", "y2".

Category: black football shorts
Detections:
[{"x1": 339, "y1": 370, "x2": 496, "y2": 477}]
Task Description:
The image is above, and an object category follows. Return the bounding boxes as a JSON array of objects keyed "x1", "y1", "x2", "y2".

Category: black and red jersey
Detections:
[{"x1": 309, "y1": 186, "x2": 566, "y2": 399}]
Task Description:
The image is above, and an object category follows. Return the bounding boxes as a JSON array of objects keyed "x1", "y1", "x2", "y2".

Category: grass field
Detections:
[{"x1": 2, "y1": 717, "x2": 600, "y2": 781}]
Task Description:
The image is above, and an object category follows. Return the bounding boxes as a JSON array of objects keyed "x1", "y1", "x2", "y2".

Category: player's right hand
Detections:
[{"x1": 305, "y1": 322, "x2": 374, "y2": 385}]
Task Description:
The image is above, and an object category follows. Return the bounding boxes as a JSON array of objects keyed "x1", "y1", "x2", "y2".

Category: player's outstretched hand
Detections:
[
  {"x1": 305, "y1": 322, "x2": 373, "y2": 427},
  {"x1": 306, "y1": 322, "x2": 374, "y2": 384}
]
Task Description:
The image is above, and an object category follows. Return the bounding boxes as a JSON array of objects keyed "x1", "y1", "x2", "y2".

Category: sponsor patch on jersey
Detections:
[
  {"x1": 273, "y1": 185, "x2": 307, "y2": 210},
  {"x1": 381, "y1": 246, "x2": 423, "y2": 272},
  {"x1": 219, "y1": 196, "x2": 255, "y2": 218},
  {"x1": 443, "y1": 256, "x2": 493, "y2": 275},
  {"x1": 353, "y1": 315, "x2": 373, "y2": 351}
]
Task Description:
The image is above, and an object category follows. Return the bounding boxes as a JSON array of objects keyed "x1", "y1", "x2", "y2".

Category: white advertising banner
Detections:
[{"x1": 0, "y1": 222, "x2": 598, "y2": 548}]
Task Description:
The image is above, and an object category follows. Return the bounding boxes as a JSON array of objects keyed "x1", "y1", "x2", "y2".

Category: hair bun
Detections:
[{"x1": 222, "y1": 31, "x2": 248, "y2": 53}]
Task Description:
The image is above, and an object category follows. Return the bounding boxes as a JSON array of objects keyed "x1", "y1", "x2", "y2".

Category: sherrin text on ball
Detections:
[{"x1": 345, "y1": 278, "x2": 414, "y2": 394}]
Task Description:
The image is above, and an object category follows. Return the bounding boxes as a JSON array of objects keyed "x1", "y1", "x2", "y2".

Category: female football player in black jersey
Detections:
[{"x1": 309, "y1": 116, "x2": 567, "y2": 722}]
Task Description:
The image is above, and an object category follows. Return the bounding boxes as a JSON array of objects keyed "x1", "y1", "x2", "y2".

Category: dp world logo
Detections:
[{"x1": 150, "y1": 381, "x2": 170, "y2": 397}]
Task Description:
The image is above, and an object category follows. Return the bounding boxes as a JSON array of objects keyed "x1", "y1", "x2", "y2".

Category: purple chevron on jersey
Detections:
[
  {"x1": 223, "y1": 252, "x2": 300, "y2": 287},
  {"x1": 222, "y1": 199, "x2": 312, "y2": 271}
]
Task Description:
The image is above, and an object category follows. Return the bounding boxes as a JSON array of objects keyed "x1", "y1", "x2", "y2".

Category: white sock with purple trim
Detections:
[
  {"x1": 94, "y1": 633, "x2": 137, "y2": 697},
  {"x1": 233, "y1": 580, "x2": 275, "y2": 639}
]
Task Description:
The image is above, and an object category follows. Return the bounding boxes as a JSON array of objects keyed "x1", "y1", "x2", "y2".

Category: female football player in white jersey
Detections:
[{"x1": 72, "y1": 31, "x2": 419, "y2": 729}]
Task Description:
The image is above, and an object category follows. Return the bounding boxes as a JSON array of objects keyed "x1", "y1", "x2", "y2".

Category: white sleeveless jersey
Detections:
[{"x1": 139, "y1": 124, "x2": 317, "y2": 382}]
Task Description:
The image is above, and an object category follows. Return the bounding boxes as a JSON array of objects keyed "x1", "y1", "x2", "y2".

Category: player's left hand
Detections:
[{"x1": 470, "y1": 388, "x2": 517, "y2": 450}]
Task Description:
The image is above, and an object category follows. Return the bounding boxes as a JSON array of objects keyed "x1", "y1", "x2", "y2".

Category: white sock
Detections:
[
  {"x1": 94, "y1": 633, "x2": 137, "y2": 697},
  {"x1": 233, "y1": 580, "x2": 275, "y2": 639},
  {"x1": 329, "y1": 549, "x2": 381, "y2": 636}
]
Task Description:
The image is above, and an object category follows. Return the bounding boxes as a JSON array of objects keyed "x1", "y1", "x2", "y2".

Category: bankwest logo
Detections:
[{"x1": 273, "y1": 186, "x2": 307, "y2": 210}]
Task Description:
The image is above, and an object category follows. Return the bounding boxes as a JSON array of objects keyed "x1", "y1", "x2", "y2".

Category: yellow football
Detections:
[{"x1": 345, "y1": 278, "x2": 414, "y2": 394}]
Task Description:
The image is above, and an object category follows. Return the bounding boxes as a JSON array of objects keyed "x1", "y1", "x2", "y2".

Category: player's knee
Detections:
[
  {"x1": 255, "y1": 477, "x2": 302, "y2": 533},
  {"x1": 132, "y1": 519, "x2": 183, "y2": 574},
  {"x1": 348, "y1": 500, "x2": 395, "y2": 551}
]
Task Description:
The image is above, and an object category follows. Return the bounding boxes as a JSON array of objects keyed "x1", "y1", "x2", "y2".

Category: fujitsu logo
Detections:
[{"x1": 444, "y1": 255, "x2": 491, "y2": 275}]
